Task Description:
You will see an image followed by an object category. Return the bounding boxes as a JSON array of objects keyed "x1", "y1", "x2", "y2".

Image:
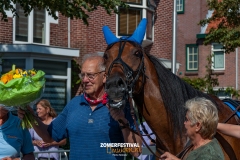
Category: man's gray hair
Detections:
[{"x1": 82, "y1": 53, "x2": 105, "y2": 71}]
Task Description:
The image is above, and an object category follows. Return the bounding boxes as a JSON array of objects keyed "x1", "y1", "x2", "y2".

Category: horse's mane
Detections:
[{"x1": 147, "y1": 53, "x2": 214, "y2": 138}]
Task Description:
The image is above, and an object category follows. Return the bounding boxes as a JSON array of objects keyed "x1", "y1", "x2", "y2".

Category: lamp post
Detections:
[{"x1": 171, "y1": 0, "x2": 177, "y2": 74}]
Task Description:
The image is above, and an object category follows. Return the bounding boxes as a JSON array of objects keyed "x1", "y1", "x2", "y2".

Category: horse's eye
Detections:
[
  {"x1": 103, "y1": 54, "x2": 108, "y2": 60},
  {"x1": 134, "y1": 51, "x2": 139, "y2": 55},
  {"x1": 134, "y1": 51, "x2": 142, "y2": 57}
]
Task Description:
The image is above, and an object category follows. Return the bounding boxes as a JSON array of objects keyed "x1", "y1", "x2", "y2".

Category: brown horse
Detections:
[{"x1": 103, "y1": 38, "x2": 240, "y2": 159}]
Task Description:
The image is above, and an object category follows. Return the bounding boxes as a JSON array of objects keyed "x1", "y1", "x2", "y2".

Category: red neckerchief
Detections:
[{"x1": 84, "y1": 92, "x2": 108, "y2": 105}]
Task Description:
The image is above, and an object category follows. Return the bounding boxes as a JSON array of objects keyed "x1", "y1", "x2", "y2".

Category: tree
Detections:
[
  {"x1": 0, "y1": 0, "x2": 128, "y2": 25},
  {"x1": 199, "y1": 0, "x2": 240, "y2": 54}
]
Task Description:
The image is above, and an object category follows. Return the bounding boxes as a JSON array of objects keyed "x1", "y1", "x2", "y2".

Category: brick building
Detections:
[
  {"x1": 0, "y1": 0, "x2": 175, "y2": 112},
  {"x1": 176, "y1": 0, "x2": 239, "y2": 99}
]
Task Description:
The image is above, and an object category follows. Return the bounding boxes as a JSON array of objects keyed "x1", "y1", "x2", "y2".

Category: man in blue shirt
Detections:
[{"x1": 18, "y1": 54, "x2": 142, "y2": 160}]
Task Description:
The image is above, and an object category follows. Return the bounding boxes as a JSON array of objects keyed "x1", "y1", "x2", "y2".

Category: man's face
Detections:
[{"x1": 81, "y1": 58, "x2": 106, "y2": 98}]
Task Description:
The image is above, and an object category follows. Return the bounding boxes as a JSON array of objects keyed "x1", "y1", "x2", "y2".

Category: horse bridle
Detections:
[
  {"x1": 106, "y1": 40, "x2": 145, "y2": 100},
  {"x1": 106, "y1": 40, "x2": 167, "y2": 158}
]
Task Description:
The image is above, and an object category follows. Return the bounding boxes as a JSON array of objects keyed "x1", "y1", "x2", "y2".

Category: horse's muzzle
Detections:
[{"x1": 105, "y1": 76, "x2": 128, "y2": 109}]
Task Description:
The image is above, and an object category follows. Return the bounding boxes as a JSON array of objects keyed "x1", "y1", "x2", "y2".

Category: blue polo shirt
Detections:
[
  {"x1": 49, "y1": 95, "x2": 135, "y2": 160},
  {"x1": 0, "y1": 112, "x2": 34, "y2": 159}
]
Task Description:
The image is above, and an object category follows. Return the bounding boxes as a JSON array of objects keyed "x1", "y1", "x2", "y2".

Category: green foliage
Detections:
[
  {"x1": 71, "y1": 60, "x2": 81, "y2": 88},
  {"x1": 204, "y1": 54, "x2": 219, "y2": 94},
  {"x1": 0, "y1": 0, "x2": 128, "y2": 25},
  {"x1": 199, "y1": 0, "x2": 240, "y2": 53},
  {"x1": 182, "y1": 77, "x2": 206, "y2": 91},
  {"x1": 225, "y1": 87, "x2": 240, "y2": 98}
]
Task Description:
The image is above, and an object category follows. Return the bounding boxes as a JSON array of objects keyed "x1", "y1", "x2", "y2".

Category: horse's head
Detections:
[{"x1": 102, "y1": 19, "x2": 147, "y2": 109}]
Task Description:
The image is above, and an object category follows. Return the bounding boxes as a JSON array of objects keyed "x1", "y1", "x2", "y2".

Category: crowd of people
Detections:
[{"x1": 1, "y1": 54, "x2": 240, "y2": 160}]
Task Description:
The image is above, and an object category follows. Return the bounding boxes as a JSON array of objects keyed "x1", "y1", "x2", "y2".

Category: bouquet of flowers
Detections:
[{"x1": 0, "y1": 65, "x2": 45, "y2": 128}]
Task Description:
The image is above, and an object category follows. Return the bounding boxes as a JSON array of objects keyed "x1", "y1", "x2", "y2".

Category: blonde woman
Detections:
[
  {"x1": 160, "y1": 97, "x2": 224, "y2": 160},
  {"x1": 29, "y1": 99, "x2": 66, "y2": 160}
]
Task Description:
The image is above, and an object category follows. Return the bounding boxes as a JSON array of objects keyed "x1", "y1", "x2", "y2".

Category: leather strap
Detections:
[{"x1": 215, "y1": 132, "x2": 237, "y2": 160}]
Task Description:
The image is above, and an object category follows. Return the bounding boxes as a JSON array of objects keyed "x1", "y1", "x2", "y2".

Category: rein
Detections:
[
  {"x1": 118, "y1": 97, "x2": 163, "y2": 159},
  {"x1": 108, "y1": 40, "x2": 165, "y2": 158},
  {"x1": 214, "y1": 105, "x2": 240, "y2": 160},
  {"x1": 107, "y1": 40, "x2": 177, "y2": 159}
]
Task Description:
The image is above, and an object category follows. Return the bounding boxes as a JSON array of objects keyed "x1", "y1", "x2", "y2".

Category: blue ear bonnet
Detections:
[{"x1": 102, "y1": 18, "x2": 147, "y2": 45}]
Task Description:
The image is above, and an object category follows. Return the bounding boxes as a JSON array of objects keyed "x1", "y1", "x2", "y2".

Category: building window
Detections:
[
  {"x1": 33, "y1": 9, "x2": 46, "y2": 43},
  {"x1": 14, "y1": 3, "x2": 49, "y2": 45},
  {"x1": 118, "y1": 0, "x2": 156, "y2": 44},
  {"x1": 177, "y1": 0, "x2": 184, "y2": 14},
  {"x1": 212, "y1": 43, "x2": 225, "y2": 70},
  {"x1": 118, "y1": 8, "x2": 142, "y2": 36},
  {"x1": 213, "y1": 87, "x2": 232, "y2": 100},
  {"x1": 186, "y1": 44, "x2": 198, "y2": 71}
]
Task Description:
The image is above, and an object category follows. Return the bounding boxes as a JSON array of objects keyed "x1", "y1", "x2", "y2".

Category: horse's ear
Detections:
[
  {"x1": 128, "y1": 18, "x2": 147, "y2": 45},
  {"x1": 102, "y1": 26, "x2": 119, "y2": 45}
]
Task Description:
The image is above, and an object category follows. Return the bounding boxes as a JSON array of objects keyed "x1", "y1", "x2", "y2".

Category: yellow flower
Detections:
[
  {"x1": 13, "y1": 74, "x2": 22, "y2": 79},
  {"x1": 22, "y1": 71, "x2": 27, "y2": 75},
  {"x1": 30, "y1": 70, "x2": 36, "y2": 76}
]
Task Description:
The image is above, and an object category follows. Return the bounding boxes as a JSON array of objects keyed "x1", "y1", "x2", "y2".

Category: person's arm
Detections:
[
  {"x1": 217, "y1": 123, "x2": 240, "y2": 138},
  {"x1": 18, "y1": 107, "x2": 54, "y2": 143},
  {"x1": 52, "y1": 138, "x2": 67, "y2": 146},
  {"x1": 42, "y1": 138, "x2": 67, "y2": 147},
  {"x1": 108, "y1": 106, "x2": 142, "y2": 157}
]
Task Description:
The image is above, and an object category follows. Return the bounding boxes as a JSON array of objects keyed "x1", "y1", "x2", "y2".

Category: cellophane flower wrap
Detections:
[{"x1": 0, "y1": 65, "x2": 45, "y2": 128}]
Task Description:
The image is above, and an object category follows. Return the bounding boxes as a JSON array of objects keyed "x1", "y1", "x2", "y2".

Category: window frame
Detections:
[
  {"x1": 13, "y1": 4, "x2": 50, "y2": 45},
  {"x1": 186, "y1": 44, "x2": 199, "y2": 72},
  {"x1": 116, "y1": 0, "x2": 155, "y2": 45},
  {"x1": 118, "y1": 7, "x2": 143, "y2": 37},
  {"x1": 211, "y1": 43, "x2": 225, "y2": 71},
  {"x1": 122, "y1": 0, "x2": 142, "y2": 5},
  {"x1": 177, "y1": 0, "x2": 184, "y2": 14}
]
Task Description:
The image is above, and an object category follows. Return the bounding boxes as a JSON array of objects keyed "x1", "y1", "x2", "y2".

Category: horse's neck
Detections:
[{"x1": 133, "y1": 56, "x2": 187, "y2": 154}]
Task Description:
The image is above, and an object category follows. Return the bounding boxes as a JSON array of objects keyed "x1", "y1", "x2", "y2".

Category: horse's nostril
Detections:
[{"x1": 117, "y1": 78, "x2": 125, "y2": 86}]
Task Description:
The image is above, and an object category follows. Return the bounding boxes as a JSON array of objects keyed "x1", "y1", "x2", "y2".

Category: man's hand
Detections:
[
  {"x1": 33, "y1": 140, "x2": 44, "y2": 147},
  {"x1": 42, "y1": 142, "x2": 53, "y2": 147},
  {"x1": 17, "y1": 106, "x2": 35, "y2": 120},
  {"x1": 107, "y1": 104, "x2": 126, "y2": 122}
]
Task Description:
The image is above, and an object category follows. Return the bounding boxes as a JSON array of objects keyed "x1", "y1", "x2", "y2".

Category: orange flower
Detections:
[
  {"x1": 15, "y1": 68, "x2": 23, "y2": 74},
  {"x1": 1, "y1": 73, "x2": 13, "y2": 84}
]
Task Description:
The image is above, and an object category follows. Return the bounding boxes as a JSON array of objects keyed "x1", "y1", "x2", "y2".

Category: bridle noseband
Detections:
[{"x1": 106, "y1": 40, "x2": 145, "y2": 100}]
